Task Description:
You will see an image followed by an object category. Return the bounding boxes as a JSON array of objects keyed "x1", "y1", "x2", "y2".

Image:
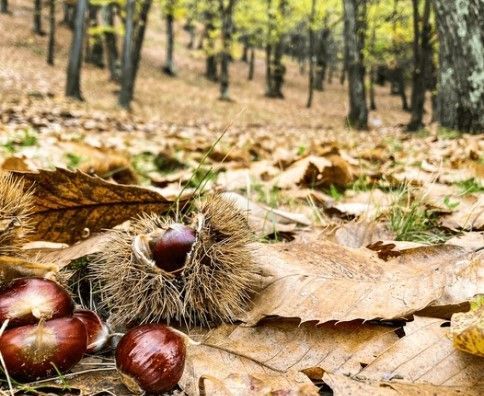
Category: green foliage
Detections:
[
  {"x1": 1, "y1": 129, "x2": 38, "y2": 153},
  {"x1": 457, "y1": 178, "x2": 484, "y2": 195}
]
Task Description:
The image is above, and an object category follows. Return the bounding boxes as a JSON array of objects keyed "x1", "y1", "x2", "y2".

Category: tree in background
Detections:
[
  {"x1": 343, "y1": 0, "x2": 367, "y2": 129},
  {"x1": 102, "y1": 2, "x2": 121, "y2": 82},
  {"x1": 266, "y1": 0, "x2": 288, "y2": 98},
  {"x1": 47, "y1": 0, "x2": 56, "y2": 65},
  {"x1": 1, "y1": 0, "x2": 9, "y2": 14},
  {"x1": 407, "y1": 0, "x2": 431, "y2": 131},
  {"x1": 218, "y1": 0, "x2": 237, "y2": 101},
  {"x1": 203, "y1": 1, "x2": 219, "y2": 81},
  {"x1": 33, "y1": 0, "x2": 44, "y2": 35},
  {"x1": 65, "y1": 0, "x2": 88, "y2": 100},
  {"x1": 433, "y1": 0, "x2": 483, "y2": 133},
  {"x1": 306, "y1": 0, "x2": 317, "y2": 108},
  {"x1": 162, "y1": 0, "x2": 177, "y2": 76}
]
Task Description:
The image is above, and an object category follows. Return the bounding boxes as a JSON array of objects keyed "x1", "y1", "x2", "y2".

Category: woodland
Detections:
[{"x1": 0, "y1": 0, "x2": 483, "y2": 395}]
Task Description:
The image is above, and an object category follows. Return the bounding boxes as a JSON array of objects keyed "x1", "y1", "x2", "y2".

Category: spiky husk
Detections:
[
  {"x1": 92, "y1": 195, "x2": 258, "y2": 328},
  {"x1": 0, "y1": 172, "x2": 33, "y2": 256}
]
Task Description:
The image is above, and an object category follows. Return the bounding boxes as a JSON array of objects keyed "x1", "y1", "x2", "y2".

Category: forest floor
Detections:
[
  {"x1": 0, "y1": 2, "x2": 483, "y2": 395},
  {"x1": 0, "y1": 1, "x2": 482, "y2": 246}
]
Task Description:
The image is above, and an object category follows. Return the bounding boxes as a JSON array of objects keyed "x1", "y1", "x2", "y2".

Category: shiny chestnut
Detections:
[
  {"x1": 115, "y1": 324, "x2": 186, "y2": 394},
  {"x1": 149, "y1": 224, "x2": 196, "y2": 273},
  {"x1": 73, "y1": 309, "x2": 110, "y2": 353},
  {"x1": 0, "y1": 317, "x2": 87, "y2": 382},
  {"x1": 0, "y1": 277, "x2": 74, "y2": 327}
]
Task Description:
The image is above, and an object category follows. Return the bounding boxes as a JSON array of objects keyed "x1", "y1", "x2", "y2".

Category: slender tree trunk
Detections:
[
  {"x1": 241, "y1": 36, "x2": 249, "y2": 62},
  {"x1": 266, "y1": 0, "x2": 287, "y2": 98},
  {"x1": 314, "y1": 28, "x2": 329, "y2": 91},
  {"x1": 248, "y1": 46, "x2": 255, "y2": 80},
  {"x1": 62, "y1": 3, "x2": 75, "y2": 29},
  {"x1": 131, "y1": 0, "x2": 152, "y2": 83},
  {"x1": 85, "y1": 6, "x2": 104, "y2": 68},
  {"x1": 433, "y1": 0, "x2": 483, "y2": 132},
  {"x1": 65, "y1": 0, "x2": 88, "y2": 100},
  {"x1": 340, "y1": 58, "x2": 346, "y2": 85},
  {"x1": 33, "y1": 0, "x2": 44, "y2": 35},
  {"x1": 163, "y1": 2, "x2": 176, "y2": 76},
  {"x1": 47, "y1": 0, "x2": 55, "y2": 65},
  {"x1": 218, "y1": 0, "x2": 236, "y2": 101},
  {"x1": 368, "y1": 26, "x2": 376, "y2": 110},
  {"x1": 103, "y1": 4, "x2": 120, "y2": 82},
  {"x1": 408, "y1": 0, "x2": 431, "y2": 131},
  {"x1": 205, "y1": 5, "x2": 218, "y2": 81},
  {"x1": 185, "y1": 18, "x2": 195, "y2": 49},
  {"x1": 118, "y1": 0, "x2": 135, "y2": 108},
  {"x1": 343, "y1": 0, "x2": 368, "y2": 129},
  {"x1": 1, "y1": 0, "x2": 8, "y2": 14},
  {"x1": 306, "y1": 0, "x2": 316, "y2": 108},
  {"x1": 265, "y1": 0, "x2": 273, "y2": 95}
]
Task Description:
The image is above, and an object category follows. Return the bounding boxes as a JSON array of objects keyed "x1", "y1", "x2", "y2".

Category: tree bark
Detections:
[
  {"x1": 408, "y1": 0, "x2": 431, "y2": 131},
  {"x1": 65, "y1": 0, "x2": 88, "y2": 100},
  {"x1": 266, "y1": 0, "x2": 287, "y2": 98},
  {"x1": 218, "y1": 0, "x2": 236, "y2": 101},
  {"x1": 118, "y1": 0, "x2": 135, "y2": 108},
  {"x1": 102, "y1": 4, "x2": 120, "y2": 82},
  {"x1": 265, "y1": 0, "x2": 273, "y2": 95},
  {"x1": 47, "y1": 0, "x2": 55, "y2": 65},
  {"x1": 314, "y1": 28, "x2": 329, "y2": 91},
  {"x1": 132, "y1": 0, "x2": 152, "y2": 85},
  {"x1": 85, "y1": 6, "x2": 105, "y2": 68},
  {"x1": 343, "y1": 0, "x2": 368, "y2": 129},
  {"x1": 306, "y1": 0, "x2": 316, "y2": 108},
  {"x1": 204, "y1": 4, "x2": 218, "y2": 81},
  {"x1": 248, "y1": 46, "x2": 255, "y2": 80},
  {"x1": 369, "y1": 66, "x2": 376, "y2": 110},
  {"x1": 1, "y1": 0, "x2": 8, "y2": 14},
  {"x1": 163, "y1": 2, "x2": 176, "y2": 76},
  {"x1": 433, "y1": 0, "x2": 483, "y2": 133},
  {"x1": 33, "y1": 0, "x2": 44, "y2": 35}
]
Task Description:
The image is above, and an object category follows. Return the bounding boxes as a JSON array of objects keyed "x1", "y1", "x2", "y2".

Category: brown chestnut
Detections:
[
  {"x1": 0, "y1": 277, "x2": 74, "y2": 327},
  {"x1": 115, "y1": 324, "x2": 186, "y2": 394},
  {"x1": 149, "y1": 224, "x2": 196, "y2": 273},
  {"x1": 0, "y1": 317, "x2": 87, "y2": 382},
  {"x1": 73, "y1": 309, "x2": 110, "y2": 353}
]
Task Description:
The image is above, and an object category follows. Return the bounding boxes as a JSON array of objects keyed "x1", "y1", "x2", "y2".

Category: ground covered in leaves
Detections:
[{"x1": 0, "y1": 3, "x2": 483, "y2": 395}]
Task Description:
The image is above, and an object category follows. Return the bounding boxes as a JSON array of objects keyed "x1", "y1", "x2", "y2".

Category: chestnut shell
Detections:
[
  {"x1": 0, "y1": 317, "x2": 87, "y2": 382},
  {"x1": 0, "y1": 277, "x2": 74, "y2": 327},
  {"x1": 73, "y1": 309, "x2": 110, "y2": 353},
  {"x1": 115, "y1": 324, "x2": 186, "y2": 394},
  {"x1": 150, "y1": 225, "x2": 196, "y2": 273}
]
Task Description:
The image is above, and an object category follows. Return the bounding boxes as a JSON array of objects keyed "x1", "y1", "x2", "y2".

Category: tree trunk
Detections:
[
  {"x1": 368, "y1": 26, "x2": 376, "y2": 110},
  {"x1": 1, "y1": 0, "x2": 8, "y2": 14},
  {"x1": 265, "y1": 0, "x2": 273, "y2": 95},
  {"x1": 204, "y1": 5, "x2": 218, "y2": 81},
  {"x1": 266, "y1": 0, "x2": 287, "y2": 98},
  {"x1": 62, "y1": 3, "x2": 75, "y2": 29},
  {"x1": 218, "y1": 0, "x2": 236, "y2": 101},
  {"x1": 248, "y1": 47, "x2": 255, "y2": 80},
  {"x1": 85, "y1": 6, "x2": 105, "y2": 68},
  {"x1": 241, "y1": 35, "x2": 249, "y2": 62},
  {"x1": 433, "y1": 0, "x2": 483, "y2": 133},
  {"x1": 131, "y1": 0, "x2": 152, "y2": 83},
  {"x1": 65, "y1": 0, "x2": 88, "y2": 100},
  {"x1": 306, "y1": 0, "x2": 316, "y2": 108},
  {"x1": 47, "y1": 0, "x2": 55, "y2": 65},
  {"x1": 163, "y1": 2, "x2": 176, "y2": 76},
  {"x1": 408, "y1": 0, "x2": 431, "y2": 131},
  {"x1": 33, "y1": 0, "x2": 44, "y2": 35},
  {"x1": 118, "y1": 0, "x2": 135, "y2": 108},
  {"x1": 314, "y1": 28, "x2": 329, "y2": 91},
  {"x1": 343, "y1": 0, "x2": 368, "y2": 129},
  {"x1": 102, "y1": 4, "x2": 120, "y2": 82},
  {"x1": 340, "y1": 58, "x2": 346, "y2": 85},
  {"x1": 185, "y1": 18, "x2": 195, "y2": 49}
]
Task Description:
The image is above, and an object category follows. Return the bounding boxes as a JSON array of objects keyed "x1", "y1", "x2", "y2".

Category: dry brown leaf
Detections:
[
  {"x1": 275, "y1": 155, "x2": 352, "y2": 189},
  {"x1": 200, "y1": 320, "x2": 399, "y2": 378},
  {"x1": 241, "y1": 241, "x2": 479, "y2": 325},
  {"x1": 179, "y1": 343, "x2": 316, "y2": 395},
  {"x1": 446, "y1": 232, "x2": 484, "y2": 251},
  {"x1": 440, "y1": 194, "x2": 484, "y2": 231},
  {"x1": 332, "y1": 221, "x2": 395, "y2": 249},
  {"x1": 11, "y1": 168, "x2": 177, "y2": 244},
  {"x1": 450, "y1": 297, "x2": 484, "y2": 357},
  {"x1": 323, "y1": 372, "x2": 482, "y2": 396},
  {"x1": 357, "y1": 316, "x2": 484, "y2": 386}
]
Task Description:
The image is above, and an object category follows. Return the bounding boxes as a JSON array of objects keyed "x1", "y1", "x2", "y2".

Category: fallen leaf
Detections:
[
  {"x1": 11, "y1": 168, "x2": 178, "y2": 244},
  {"x1": 357, "y1": 316, "x2": 484, "y2": 386},
  {"x1": 450, "y1": 296, "x2": 484, "y2": 357},
  {"x1": 241, "y1": 241, "x2": 479, "y2": 325}
]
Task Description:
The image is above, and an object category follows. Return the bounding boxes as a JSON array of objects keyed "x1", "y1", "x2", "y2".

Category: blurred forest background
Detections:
[{"x1": 0, "y1": 0, "x2": 482, "y2": 133}]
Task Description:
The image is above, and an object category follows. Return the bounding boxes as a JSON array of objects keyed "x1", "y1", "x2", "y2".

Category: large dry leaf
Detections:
[
  {"x1": 241, "y1": 241, "x2": 480, "y2": 325},
  {"x1": 200, "y1": 320, "x2": 399, "y2": 377},
  {"x1": 274, "y1": 155, "x2": 352, "y2": 189},
  {"x1": 12, "y1": 168, "x2": 177, "y2": 244},
  {"x1": 357, "y1": 316, "x2": 484, "y2": 386},
  {"x1": 440, "y1": 194, "x2": 484, "y2": 231},
  {"x1": 179, "y1": 343, "x2": 316, "y2": 395},
  {"x1": 322, "y1": 372, "x2": 482, "y2": 396}
]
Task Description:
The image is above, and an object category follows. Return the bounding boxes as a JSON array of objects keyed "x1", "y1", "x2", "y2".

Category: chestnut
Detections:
[
  {"x1": 0, "y1": 317, "x2": 87, "y2": 382},
  {"x1": 149, "y1": 224, "x2": 196, "y2": 273},
  {"x1": 115, "y1": 324, "x2": 186, "y2": 394},
  {"x1": 73, "y1": 309, "x2": 110, "y2": 353},
  {"x1": 0, "y1": 277, "x2": 74, "y2": 327}
]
